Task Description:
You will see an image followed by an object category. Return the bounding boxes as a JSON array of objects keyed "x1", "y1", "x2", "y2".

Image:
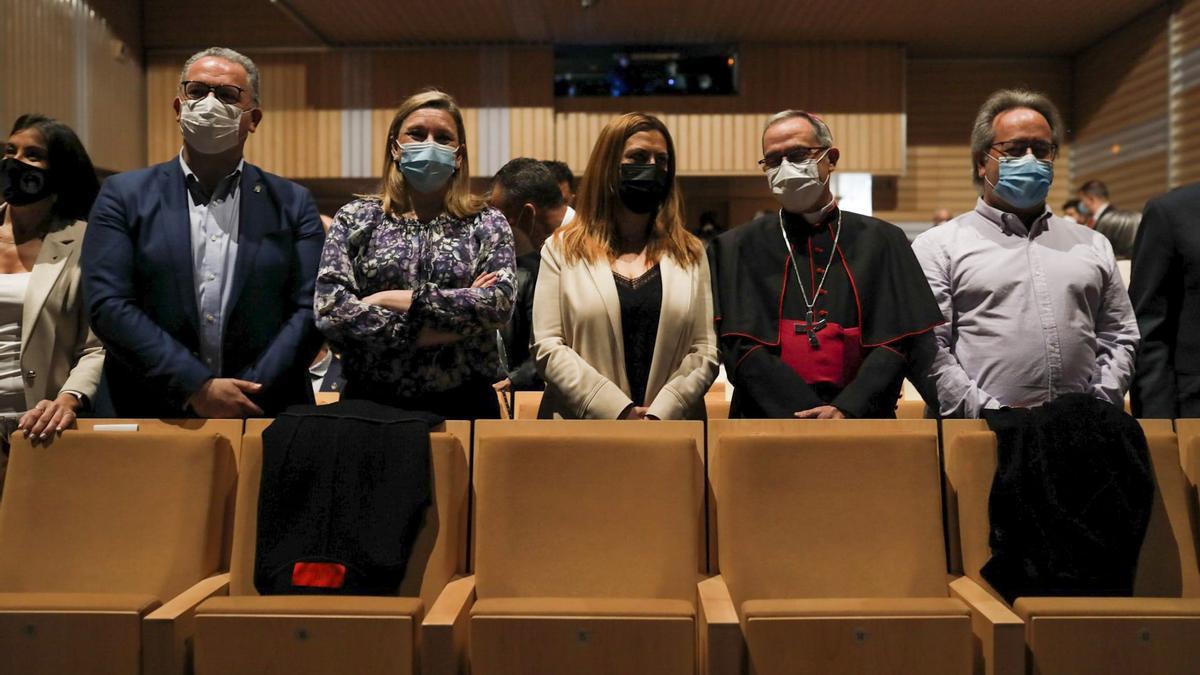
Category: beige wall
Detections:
[{"x1": 2, "y1": 0, "x2": 145, "y2": 173}]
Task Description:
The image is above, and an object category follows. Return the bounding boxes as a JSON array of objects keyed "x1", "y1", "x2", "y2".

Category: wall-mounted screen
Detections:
[{"x1": 554, "y1": 45, "x2": 738, "y2": 97}]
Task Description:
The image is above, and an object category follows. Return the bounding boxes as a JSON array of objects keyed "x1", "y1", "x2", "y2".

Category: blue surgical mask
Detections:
[
  {"x1": 986, "y1": 153, "x2": 1053, "y2": 210},
  {"x1": 397, "y1": 141, "x2": 457, "y2": 193}
]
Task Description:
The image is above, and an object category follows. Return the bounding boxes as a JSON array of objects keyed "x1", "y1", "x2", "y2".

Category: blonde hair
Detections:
[
  {"x1": 557, "y1": 112, "x2": 701, "y2": 267},
  {"x1": 378, "y1": 89, "x2": 484, "y2": 218}
]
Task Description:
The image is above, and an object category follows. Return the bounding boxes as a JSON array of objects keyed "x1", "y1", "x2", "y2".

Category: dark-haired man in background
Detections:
[{"x1": 488, "y1": 158, "x2": 569, "y2": 392}]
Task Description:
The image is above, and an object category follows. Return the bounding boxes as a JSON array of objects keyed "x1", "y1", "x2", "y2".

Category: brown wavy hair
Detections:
[
  {"x1": 378, "y1": 89, "x2": 484, "y2": 218},
  {"x1": 557, "y1": 112, "x2": 701, "y2": 266}
]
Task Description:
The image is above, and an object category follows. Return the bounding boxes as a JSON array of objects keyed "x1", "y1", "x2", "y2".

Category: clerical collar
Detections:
[
  {"x1": 781, "y1": 199, "x2": 838, "y2": 233},
  {"x1": 781, "y1": 197, "x2": 838, "y2": 227}
]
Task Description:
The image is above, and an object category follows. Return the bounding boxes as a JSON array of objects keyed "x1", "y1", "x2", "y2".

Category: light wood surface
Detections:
[{"x1": 470, "y1": 614, "x2": 695, "y2": 675}]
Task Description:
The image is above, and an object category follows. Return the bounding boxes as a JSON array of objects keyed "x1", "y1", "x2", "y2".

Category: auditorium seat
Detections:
[
  {"x1": 425, "y1": 420, "x2": 705, "y2": 675},
  {"x1": 74, "y1": 418, "x2": 244, "y2": 461},
  {"x1": 189, "y1": 420, "x2": 470, "y2": 675},
  {"x1": 705, "y1": 393, "x2": 731, "y2": 419},
  {"x1": 702, "y1": 419, "x2": 1017, "y2": 675},
  {"x1": 1175, "y1": 419, "x2": 1200, "y2": 486},
  {"x1": 0, "y1": 431, "x2": 236, "y2": 675},
  {"x1": 944, "y1": 419, "x2": 1200, "y2": 675},
  {"x1": 512, "y1": 391, "x2": 542, "y2": 419},
  {"x1": 895, "y1": 399, "x2": 926, "y2": 419}
]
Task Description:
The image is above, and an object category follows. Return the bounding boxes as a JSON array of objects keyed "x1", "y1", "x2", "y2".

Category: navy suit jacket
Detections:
[{"x1": 82, "y1": 159, "x2": 325, "y2": 417}]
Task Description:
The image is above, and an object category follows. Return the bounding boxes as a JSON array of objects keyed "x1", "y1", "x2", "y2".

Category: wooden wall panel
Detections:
[
  {"x1": 1172, "y1": 0, "x2": 1200, "y2": 186},
  {"x1": 2, "y1": 0, "x2": 144, "y2": 172},
  {"x1": 508, "y1": 107, "x2": 556, "y2": 164},
  {"x1": 1072, "y1": 5, "x2": 1170, "y2": 211},
  {"x1": 148, "y1": 44, "x2": 904, "y2": 178},
  {"x1": 550, "y1": 110, "x2": 902, "y2": 177},
  {"x1": 906, "y1": 59, "x2": 1072, "y2": 146}
]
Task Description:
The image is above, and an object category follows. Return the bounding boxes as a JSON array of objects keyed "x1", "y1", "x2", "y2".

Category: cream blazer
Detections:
[
  {"x1": 0, "y1": 209, "x2": 105, "y2": 408},
  {"x1": 533, "y1": 236, "x2": 719, "y2": 420}
]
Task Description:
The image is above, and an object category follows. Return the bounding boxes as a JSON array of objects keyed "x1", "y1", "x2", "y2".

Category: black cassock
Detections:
[{"x1": 708, "y1": 208, "x2": 943, "y2": 418}]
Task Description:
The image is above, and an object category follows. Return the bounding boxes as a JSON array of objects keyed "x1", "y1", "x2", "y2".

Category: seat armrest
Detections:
[
  {"x1": 142, "y1": 573, "x2": 231, "y2": 675},
  {"x1": 949, "y1": 576, "x2": 1024, "y2": 675},
  {"x1": 698, "y1": 575, "x2": 743, "y2": 675},
  {"x1": 422, "y1": 574, "x2": 476, "y2": 675}
]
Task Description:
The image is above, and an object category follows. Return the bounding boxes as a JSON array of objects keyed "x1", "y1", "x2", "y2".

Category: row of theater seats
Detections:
[
  {"x1": 504, "y1": 386, "x2": 927, "y2": 420},
  {"x1": 0, "y1": 417, "x2": 1197, "y2": 675}
]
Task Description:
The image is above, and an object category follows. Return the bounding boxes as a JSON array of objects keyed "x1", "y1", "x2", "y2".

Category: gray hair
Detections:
[
  {"x1": 179, "y1": 47, "x2": 261, "y2": 106},
  {"x1": 762, "y1": 110, "x2": 834, "y2": 148},
  {"x1": 970, "y1": 89, "x2": 1063, "y2": 187}
]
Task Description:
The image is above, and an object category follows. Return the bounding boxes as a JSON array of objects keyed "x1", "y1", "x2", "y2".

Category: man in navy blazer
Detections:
[{"x1": 83, "y1": 47, "x2": 324, "y2": 418}]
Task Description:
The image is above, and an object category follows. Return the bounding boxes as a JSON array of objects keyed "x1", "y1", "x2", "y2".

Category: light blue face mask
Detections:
[
  {"x1": 397, "y1": 141, "x2": 457, "y2": 193},
  {"x1": 986, "y1": 153, "x2": 1054, "y2": 209}
]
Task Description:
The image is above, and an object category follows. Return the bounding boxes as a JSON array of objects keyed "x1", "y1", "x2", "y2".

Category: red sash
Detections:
[{"x1": 779, "y1": 320, "x2": 864, "y2": 389}]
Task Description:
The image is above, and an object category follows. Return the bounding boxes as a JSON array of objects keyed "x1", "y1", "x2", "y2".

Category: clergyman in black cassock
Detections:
[{"x1": 708, "y1": 110, "x2": 942, "y2": 419}]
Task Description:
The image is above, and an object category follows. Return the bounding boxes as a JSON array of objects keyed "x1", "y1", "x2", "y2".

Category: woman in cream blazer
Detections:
[
  {"x1": 1, "y1": 114, "x2": 104, "y2": 441},
  {"x1": 533, "y1": 112, "x2": 718, "y2": 420}
]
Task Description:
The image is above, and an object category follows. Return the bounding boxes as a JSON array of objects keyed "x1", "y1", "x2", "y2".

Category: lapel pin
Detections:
[{"x1": 254, "y1": 183, "x2": 263, "y2": 193}]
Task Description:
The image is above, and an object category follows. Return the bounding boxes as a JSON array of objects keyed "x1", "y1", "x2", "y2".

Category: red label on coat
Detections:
[
  {"x1": 292, "y1": 562, "x2": 346, "y2": 589},
  {"x1": 778, "y1": 320, "x2": 864, "y2": 389}
]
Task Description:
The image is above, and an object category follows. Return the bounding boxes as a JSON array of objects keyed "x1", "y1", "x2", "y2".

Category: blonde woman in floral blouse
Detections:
[{"x1": 315, "y1": 90, "x2": 515, "y2": 419}]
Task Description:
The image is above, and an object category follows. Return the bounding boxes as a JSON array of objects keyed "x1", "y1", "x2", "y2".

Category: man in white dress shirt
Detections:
[{"x1": 912, "y1": 89, "x2": 1139, "y2": 418}]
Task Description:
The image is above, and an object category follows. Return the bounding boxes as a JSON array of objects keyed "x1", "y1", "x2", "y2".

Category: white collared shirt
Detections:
[
  {"x1": 178, "y1": 152, "x2": 243, "y2": 374},
  {"x1": 912, "y1": 198, "x2": 1139, "y2": 417}
]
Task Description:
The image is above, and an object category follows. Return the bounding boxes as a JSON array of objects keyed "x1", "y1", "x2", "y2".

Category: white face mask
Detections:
[
  {"x1": 179, "y1": 94, "x2": 247, "y2": 155},
  {"x1": 767, "y1": 154, "x2": 830, "y2": 214}
]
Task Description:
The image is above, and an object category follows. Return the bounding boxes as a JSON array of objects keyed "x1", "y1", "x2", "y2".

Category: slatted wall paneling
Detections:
[
  {"x1": 146, "y1": 45, "x2": 905, "y2": 179},
  {"x1": 3, "y1": 0, "x2": 144, "y2": 172},
  {"x1": 1171, "y1": 0, "x2": 1200, "y2": 187},
  {"x1": 1073, "y1": 5, "x2": 1171, "y2": 211}
]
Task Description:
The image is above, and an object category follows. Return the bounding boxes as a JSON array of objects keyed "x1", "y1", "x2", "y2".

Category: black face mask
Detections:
[
  {"x1": 618, "y1": 163, "x2": 669, "y2": 215},
  {"x1": 0, "y1": 158, "x2": 54, "y2": 206}
]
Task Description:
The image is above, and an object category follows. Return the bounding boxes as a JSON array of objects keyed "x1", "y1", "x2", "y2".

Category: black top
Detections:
[
  {"x1": 614, "y1": 265, "x2": 662, "y2": 407},
  {"x1": 499, "y1": 250, "x2": 543, "y2": 390},
  {"x1": 708, "y1": 208, "x2": 943, "y2": 419}
]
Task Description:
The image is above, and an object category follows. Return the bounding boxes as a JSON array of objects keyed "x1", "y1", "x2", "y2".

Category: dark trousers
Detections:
[{"x1": 342, "y1": 378, "x2": 500, "y2": 420}]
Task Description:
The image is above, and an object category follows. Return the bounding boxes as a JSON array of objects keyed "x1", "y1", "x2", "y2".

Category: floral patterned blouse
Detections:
[{"x1": 314, "y1": 198, "x2": 516, "y2": 396}]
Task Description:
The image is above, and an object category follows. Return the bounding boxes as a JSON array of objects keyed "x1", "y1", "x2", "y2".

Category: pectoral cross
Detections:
[{"x1": 795, "y1": 309, "x2": 827, "y2": 348}]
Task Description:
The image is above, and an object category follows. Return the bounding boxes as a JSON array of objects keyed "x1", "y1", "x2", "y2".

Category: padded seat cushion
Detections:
[
  {"x1": 198, "y1": 595, "x2": 422, "y2": 617},
  {"x1": 472, "y1": 597, "x2": 694, "y2": 618},
  {"x1": 742, "y1": 597, "x2": 968, "y2": 618}
]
